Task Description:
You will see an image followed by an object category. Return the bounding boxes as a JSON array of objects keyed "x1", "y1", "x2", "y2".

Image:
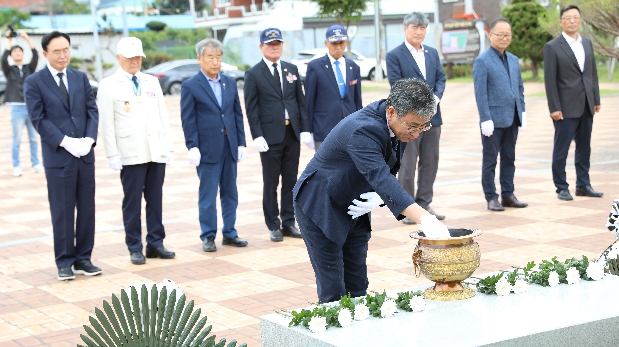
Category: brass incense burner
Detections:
[{"x1": 410, "y1": 228, "x2": 482, "y2": 301}]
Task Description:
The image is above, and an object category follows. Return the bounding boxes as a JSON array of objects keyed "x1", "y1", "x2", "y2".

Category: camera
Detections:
[{"x1": 7, "y1": 25, "x2": 18, "y2": 38}]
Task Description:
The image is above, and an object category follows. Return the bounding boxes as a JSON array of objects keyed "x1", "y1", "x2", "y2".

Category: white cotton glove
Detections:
[
  {"x1": 75, "y1": 137, "x2": 95, "y2": 157},
  {"x1": 518, "y1": 111, "x2": 527, "y2": 132},
  {"x1": 433, "y1": 95, "x2": 440, "y2": 114},
  {"x1": 300, "y1": 132, "x2": 314, "y2": 149},
  {"x1": 166, "y1": 151, "x2": 174, "y2": 165},
  {"x1": 187, "y1": 147, "x2": 201, "y2": 166},
  {"x1": 252, "y1": 136, "x2": 269, "y2": 152},
  {"x1": 419, "y1": 214, "x2": 451, "y2": 239},
  {"x1": 238, "y1": 146, "x2": 246, "y2": 162},
  {"x1": 60, "y1": 136, "x2": 82, "y2": 158},
  {"x1": 347, "y1": 192, "x2": 384, "y2": 219},
  {"x1": 107, "y1": 155, "x2": 123, "y2": 171},
  {"x1": 480, "y1": 120, "x2": 494, "y2": 137}
]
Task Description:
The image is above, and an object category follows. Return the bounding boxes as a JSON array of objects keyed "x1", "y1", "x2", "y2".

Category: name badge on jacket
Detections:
[{"x1": 146, "y1": 91, "x2": 158, "y2": 98}]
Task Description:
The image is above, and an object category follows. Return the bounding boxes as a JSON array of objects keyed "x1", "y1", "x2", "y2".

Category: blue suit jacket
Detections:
[
  {"x1": 180, "y1": 72, "x2": 246, "y2": 163},
  {"x1": 293, "y1": 100, "x2": 415, "y2": 245},
  {"x1": 473, "y1": 48, "x2": 525, "y2": 128},
  {"x1": 386, "y1": 43, "x2": 446, "y2": 126},
  {"x1": 24, "y1": 67, "x2": 98, "y2": 168},
  {"x1": 304, "y1": 54, "x2": 363, "y2": 141}
]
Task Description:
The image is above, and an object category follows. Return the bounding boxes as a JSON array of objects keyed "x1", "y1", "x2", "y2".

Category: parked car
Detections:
[
  {"x1": 144, "y1": 59, "x2": 245, "y2": 95},
  {"x1": 291, "y1": 48, "x2": 387, "y2": 82}
]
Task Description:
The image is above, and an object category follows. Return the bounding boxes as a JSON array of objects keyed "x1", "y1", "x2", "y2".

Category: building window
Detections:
[{"x1": 216, "y1": 0, "x2": 231, "y2": 6}]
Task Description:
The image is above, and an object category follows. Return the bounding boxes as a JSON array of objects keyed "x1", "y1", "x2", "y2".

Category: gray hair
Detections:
[
  {"x1": 403, "y1": 12, "x2": 429, "y2": 27},
  {"x1": 196, "y1": 38, "x2": 224, "y2": 57},
  {"x1": 386, "y1": 78, "x2": 436, "y2": 120}
]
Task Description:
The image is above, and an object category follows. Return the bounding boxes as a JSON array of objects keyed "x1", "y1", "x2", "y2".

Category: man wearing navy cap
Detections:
[
  {"x1": 244, "y1": 28, "x2": 311, "y2": 242},
  {"x1": 304, "y1": 25, "x2": 363, "y2": 151}
]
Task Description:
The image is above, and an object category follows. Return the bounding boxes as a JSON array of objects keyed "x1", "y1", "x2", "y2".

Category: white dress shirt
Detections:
[
  {"x1": 328, "y1": 54, "x2": 347, "y2": 83},
  {"x1": 47, "y1": 63, "x2": 69, "y2": 92},
  {"x1": 263, "y1": 57, "x2": 289, "y2": 120},
  {"x1": 562, "y1": 32, "x2": 585, "y2": 72},
  {"x1": 404, "y1": 40, "x2": 426, "y2": 80}
]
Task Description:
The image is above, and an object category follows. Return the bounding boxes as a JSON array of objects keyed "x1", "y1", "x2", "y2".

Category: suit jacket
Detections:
[
  {"x1": 243, "y1": 59, "x2": 310, "y2": 144},
  {"x1": 543, "y1": 35, "x2": 600, "y2": 118},
  {"x1": 386, "y1": 43, "x2": 446, "y2": 126},
  {"x1": 180, "y1": 71, "x2": 246, "y2": 163},
  {"x1": 98, "y1": 69, "x2": 173, "y2": 165},
  {"x1": 24, "y1": 67, "x2": 98, "y2": 168},
  {"x1": 293, "y1": 100, "x2": 414, "y2": 245},
  {"x1": 472, "y1": 48, "x2": 525, "y2": 128},
  {"x1": 304, "y1": 54, "x2": 363, "y2": 141}
]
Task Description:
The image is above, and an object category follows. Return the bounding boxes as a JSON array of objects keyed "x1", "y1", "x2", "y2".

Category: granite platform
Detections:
[{"x1": 260, "y1": 274, "x2": 619, "y2": 347}]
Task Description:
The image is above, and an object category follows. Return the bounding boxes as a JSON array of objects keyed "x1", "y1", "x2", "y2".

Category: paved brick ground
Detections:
[{"x1": 0, "y1": 81, "x2": 617, "y2": 346}]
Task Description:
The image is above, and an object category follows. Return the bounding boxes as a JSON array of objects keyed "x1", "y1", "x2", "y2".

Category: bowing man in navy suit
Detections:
[
  {"x1": 386, "y1": 12, "x2": 446, "y2": 225},
  {"x1": 24, "y1": 31, "x2": 101, "y2": 280},
  {"x1": 180, "y1": 38, "x2": 248, "y2": 252},
  {"x1": 294, "y1": 79, "x2": 449, "y2": 304},
  {"x1": 304, "y1": 24, "x2": 363, "y2": 151}
]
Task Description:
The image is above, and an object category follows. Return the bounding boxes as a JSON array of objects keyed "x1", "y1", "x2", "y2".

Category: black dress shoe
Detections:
[
  {"x1": 58, "y1": 267, "x2": 75, "y2": 281},
  {"x1": 501, "y1": 195, "x2": 528, "y2": 208},
  {"x1": 426, "y1": 207, "x2": 445, "y2": 220},
  {"x1": 203, "y1": 237, "x2": 216, "y2": 252},
  {"x1": 281, "y1": 226, "x2": 302, "y2": 238},
  {"x1": 575, "y1": 185, "x2": 603, "y2": 197},
  {"x1": 145, "y1": 246, "x2": 176, "y2": 259},
  {"x1": 73, "y1": 259, "x2": 102, "y2": 276},
  {"x1": 222, "y1": 236, "x2": 248, "y2": 247},
  {"x1": 557, "y1": 189, "x2": 573, "y2": 201},
  {"x1": 130, "y1": 251, "x2": 146, "y2": 265},
  {"x1": 487, "y1": 199, "x2": 505, "y2": 211},
  {"x1": 270, "y1": 228, "x2": 283, "y2": 242}
]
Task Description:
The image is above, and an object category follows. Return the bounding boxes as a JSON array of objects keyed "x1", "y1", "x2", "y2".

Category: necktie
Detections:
[
  {"x1": 132, "y1": 75, "x2": 139, "y2": 89},
  {"x1": 57, "y1": 72, "x2": 68, "y2": 103},
  {"x1": 334, "y1": 60, "x2": 346, "y2": 98},
  {"x1": 272, "y1": 63, "x2": 282, "y2": 94}
]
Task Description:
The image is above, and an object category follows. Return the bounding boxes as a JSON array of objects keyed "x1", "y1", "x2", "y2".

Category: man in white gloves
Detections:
[
  {"x1": 473, "y1": 18, "x2": 527, "y2": 212},
  {"x1": 180, "y1": 38, "x2": 248, "y2": 253},
  {"x1": 244, "y1": 28, "x2": 310, "y2": 242},
  {"x1": 294, "y1": 79, "x2": 449, "y2": 304},
  {"x1": 99, "y1": 37, "x2": 175, "y2": 265}
]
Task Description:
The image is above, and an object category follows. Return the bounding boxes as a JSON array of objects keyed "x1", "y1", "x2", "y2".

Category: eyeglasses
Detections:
[
  {"x1": 48, "y1": 48, "x2": 70, "y2": 57},
  {"x1": 561, "y1": 15, "x2": 581, "y2": 21},
  {"x1": 491, "y1": 32, "x2": 512, "y2": 40},
  {"x1": 401, "y1": 119, "x2": 432, "y2": 132}
]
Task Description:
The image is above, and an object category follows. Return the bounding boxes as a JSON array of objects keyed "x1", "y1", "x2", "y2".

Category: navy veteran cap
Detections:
[
  {"x1": 326, "y1": 25, "x2": 348, "y2": 42},
  {"x1": 260, "y1": 28, "x2": 284, "y2": 44}
]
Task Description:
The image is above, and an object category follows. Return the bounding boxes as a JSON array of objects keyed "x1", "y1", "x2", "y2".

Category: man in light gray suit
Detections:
[{"x1": 473, "y1": 18, "x2": 528, "y2": 211}]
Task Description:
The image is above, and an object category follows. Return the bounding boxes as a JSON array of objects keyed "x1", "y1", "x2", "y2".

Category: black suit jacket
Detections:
[
  {"x1": 243, "y1": 59, "x2": 309, "y2": 144},
  {"x1": 543, "y1": 35, "x2": 600, "y2": 118}
]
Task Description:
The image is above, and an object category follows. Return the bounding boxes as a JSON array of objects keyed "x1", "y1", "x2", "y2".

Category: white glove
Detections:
[
  {"x1": 480, "y1": 120, "x2": 494, "y2": 137},
  {"x1": 252, "y1": 136, "x2": 269, "y2": 152},
  {"x1": 107, "y1": 155, "x2": 123, "y2": 171},
  {"x1": 187, "y1": 147, "x2": 201, "y2": 166},
  {"x1": 75, "y1": 137, "x2": 95, "y2": 157},
  {"x1": 419, "y1": 214, "x2": 451, "y2": 239},
  {"x1": 300, "y1": 132, "x2": 314, "y2": 149},
  {"x1": 518, "y1": 111, "x2": 527, "y2": 132},
  {"x1": 60, "y1": 136, "x2": 82, "y2": 158},
  {"x1": 166, "y1": 151, "x2": 174, "y2": 165},
  {"x1": 238, "y1": 146, "x2": 246, "y2": 162},
  {"x1": 433, "y1": 95, "x2": 440, "y2": 114},
  {"x1": 347, "y1": 192, "x2": 384, "y2": 219}
]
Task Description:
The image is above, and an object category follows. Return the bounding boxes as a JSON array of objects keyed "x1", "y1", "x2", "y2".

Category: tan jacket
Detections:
[{"x1": 98, "y1": 68, "x2": 173, "y2": 165}]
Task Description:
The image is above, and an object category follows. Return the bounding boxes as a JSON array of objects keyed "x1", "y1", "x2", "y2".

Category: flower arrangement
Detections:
[{"x1": 125, "y1": 278, "x2": 184, "y2": 309}]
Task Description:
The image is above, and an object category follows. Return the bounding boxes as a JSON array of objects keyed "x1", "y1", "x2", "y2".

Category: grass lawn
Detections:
[
  {"x1": 446, "y1": 65, "x2": 619, "y2": 84},
  {"x1": 361, "y1": 85, "x2": 390, "y2": 92},
  {"x1": 526, "y1": 89, "x2": 619, "y2": 98}
]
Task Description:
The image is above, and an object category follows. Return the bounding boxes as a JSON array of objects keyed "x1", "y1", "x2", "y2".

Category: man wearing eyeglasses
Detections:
[
  {"x1": 544, "y1": 5, "x2": 602, "y2": 201},
  {"x1": 472, "y1": 18, "x2": 528, "y2": 212}
]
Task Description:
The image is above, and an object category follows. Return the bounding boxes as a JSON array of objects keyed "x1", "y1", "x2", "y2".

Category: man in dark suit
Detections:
[
  {"x1": 244, "y1": 28, "x2": 310, "y2": 242},
  {"x1": 386, "y1": 12, "x2": 446, "y2": 224},
  {"x1": 294, "y1": 78, "x2": 449, "y2": 303},
  {"x1": 181, "y1": 38, "x2": 248, "y2": 252},
  {"x1": 24, "y1": 31, "x2": 101, "y2": 280},
  {"x1": 544, "y1": 5, "x2": 602, "y2": 201},
  {"x1": 304, "y1": 24, "x2": 362, "y2": 151}
]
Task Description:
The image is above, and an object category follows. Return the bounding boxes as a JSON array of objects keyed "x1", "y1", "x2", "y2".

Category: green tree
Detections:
[
  {"x1": 310, "y1": 0, "x2": 374, "y2": 55},
  {"x1": 501, "y1": 0, "x2": 553, "y2": 79},
  {"x1": 146, "y1": 21, "x2": 167, "y2": 31},
  {"x1": 156, "y1": 0, "x2": 206, "y2": 15},
  {"x1": 0, "y1": 9, "x2": 31, "y2": 29},
  {"x1": 53, "y1": 0, "x2": 90, "y2": 14},
  {"x1": 572, "y1": 0, "x2": 619, "y2": 59}
]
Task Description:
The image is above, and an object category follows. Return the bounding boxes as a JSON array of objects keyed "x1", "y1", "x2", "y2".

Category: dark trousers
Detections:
[
  {"x1": 120, "y1": 162, "x2": 166, "y2": 252},
  {"x1": 481, "y1": 118, "x2": 519, "y2": 201},
  {"x1": 397, "y1": 126, "x2": 441, "y2": 209},
  {"x1": 296, "y1": 206, "x2": 372, "y2": 304},
  {"x1": 552, "y1": 107, "x2": 593, "y2": 192},
  {"x1": 260, "y1": 124, "x2": 300, "y2": 231},
  {"x1": 45, "y1": 158, "x2": 95, "y2": 269}
]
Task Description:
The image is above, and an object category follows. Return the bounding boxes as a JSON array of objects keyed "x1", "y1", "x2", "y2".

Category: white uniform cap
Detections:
[{"x1": 117, "y1": 37, "x2": 146, "y2": 58}]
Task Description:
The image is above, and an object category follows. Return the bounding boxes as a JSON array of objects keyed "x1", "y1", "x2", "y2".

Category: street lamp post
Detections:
[
  {"x1": 374, "y1": 0, "x2": 382, "y2": 82},
  {"x1": 90, "y1": 0, "x2": 103, "y2": 81}
]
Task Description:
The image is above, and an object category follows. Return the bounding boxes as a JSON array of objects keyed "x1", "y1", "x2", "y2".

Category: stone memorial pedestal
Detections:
[{"x1": 261, "y1": 274, "x2": 619, "y2": 347}]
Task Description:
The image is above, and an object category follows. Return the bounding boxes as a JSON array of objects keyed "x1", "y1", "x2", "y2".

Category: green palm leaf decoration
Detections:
[
  {"x1": 78, "y1": 284, "x2": 247, "y2": 347},
  {"x1": 608, "y1": 255, "x2": 619, "y2": 276}
]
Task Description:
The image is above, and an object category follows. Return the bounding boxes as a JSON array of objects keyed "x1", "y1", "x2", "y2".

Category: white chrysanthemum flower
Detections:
[
  {"x1": 530, "y1": 264, "x2": 540, "y2": 273},
  {"x1": 308, "y1": 316, "x2": 327, "y2": 333},
  {"x1": 386, "y1": 292, "x2": 398, "y2": 300},
  {"x1": 354, "y1": 303, "x2": 370, "y2": 321},
  {"x1": 409, "y1": 295, "x2": 426, "y2": 312},
  {"x1": 566, "y1": 267, "x2": 581, "y2": 285},
  {"x1": 512, "y1": 279, "x2": 528, "y2": 294},
  {"x1": 586, "y1": 261, "x2": 605, "y2": 281},
  {"x1": 337, "y1": 308, "x2": 352, "y2": 327},
  {"x1": 495, "y1": 278, "x2": 512, "y2": 296},
  {"x1": 158, "y1": 278, "x2": 184, "y2": 302},
  {"x1": 380, "y1": 299, "x2": 398, "y2": 318},
  {"x1": 126, "y1": 280, "x2": 149, "y2": 302},
  {"x1": 548, "y1": 271, "x2": 560, "y2": 287}
]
